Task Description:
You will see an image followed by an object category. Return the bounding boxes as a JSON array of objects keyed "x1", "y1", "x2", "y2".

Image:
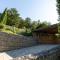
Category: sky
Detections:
[{"x1": 0, "y1": 0, "x2": 58, "y2": 24}]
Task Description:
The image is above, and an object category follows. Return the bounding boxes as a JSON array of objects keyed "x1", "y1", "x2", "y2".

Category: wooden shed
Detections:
[{"x1": 33, "y1": 24, "x2": 60, "y2": 44}]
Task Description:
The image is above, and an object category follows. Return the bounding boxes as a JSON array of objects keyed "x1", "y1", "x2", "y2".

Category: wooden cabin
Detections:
[{"x1": 33, "y1": 24, "x2": 60, "y2": 44}]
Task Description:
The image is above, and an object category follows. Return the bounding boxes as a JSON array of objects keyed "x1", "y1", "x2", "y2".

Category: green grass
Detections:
[
  {"x1": 0, "y1": 24, "x2": 27, "y2": 35},
  {"x1": 0, "y1": 24, "x2": 20, "y2": 34},
  {"x1": 0, "y1": 24, "x2": 32, "y2": 36}
]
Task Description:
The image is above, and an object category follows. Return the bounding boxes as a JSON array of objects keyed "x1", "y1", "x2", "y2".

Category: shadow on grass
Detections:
[{"x1": 19, "y1": 32, "x2": 32, "y2": 36}]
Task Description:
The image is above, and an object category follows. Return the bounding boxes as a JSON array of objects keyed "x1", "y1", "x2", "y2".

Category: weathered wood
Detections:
[{"x1": 33, "y1": 24, "x2": 60, "y2": 44}]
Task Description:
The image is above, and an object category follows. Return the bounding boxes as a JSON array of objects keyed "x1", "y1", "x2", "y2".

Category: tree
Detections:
[
  {"x1": 6, "y1": 8, "x2": 20, "y2": 27},
  {"x1": 56, "y1": 0, "x2": 60, "y2": 34},
  {"x1": 24, "y1": 17, "x2": 31, "y2": 32},
  {"x1": 18, "y1": 17, "x2": 24, "y2": 28},
  {"x1": 0, "y1": 13, "x2": 2, "y2": 17},
  {"x1": 36, "y1": 21, "x2": 51, "y2": 29},
  {"x1": 56, "y1": 0, "x2": 60, "y2": 21},
  {"x1": 0, "y1": 13, "x2": 2, "y2": 22},
  {"x1": 0, "y1": 8, "x2": 7, "y2": 24},
  {"x1": 31, "y1": 21, "x2": 37, "y2": 31},
  {"x1": 24, "y1": 17, "x2": 31, "y2": 28}
]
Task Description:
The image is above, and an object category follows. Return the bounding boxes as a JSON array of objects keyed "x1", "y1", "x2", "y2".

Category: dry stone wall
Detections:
[{"x1": 0, "y1": 32, "x2": 37, "y2": 52}]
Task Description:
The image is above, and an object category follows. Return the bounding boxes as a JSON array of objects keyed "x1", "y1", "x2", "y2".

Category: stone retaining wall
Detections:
[{"x1": 0, "y1": 32, "x2": 37, "y2": 52}]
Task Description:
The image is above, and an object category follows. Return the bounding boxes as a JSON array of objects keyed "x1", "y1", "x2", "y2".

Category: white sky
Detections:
[{"x1": 0, "y1": 0, "x2": 59, "y2": 24}]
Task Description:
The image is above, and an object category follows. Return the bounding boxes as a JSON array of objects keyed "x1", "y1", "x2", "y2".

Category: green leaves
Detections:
[
  {"x1": 6, "y1": 8, "x2": 20, "y2": 28},
  {"x1": 0, "y1": 8, "x2": 51, "y2": 35},
  {"x1": 56, "y1": 0, "x2": 60, "y2": 20},
  {"x1": 0, "y1": 8, "x2": 7, "y2": 24}
]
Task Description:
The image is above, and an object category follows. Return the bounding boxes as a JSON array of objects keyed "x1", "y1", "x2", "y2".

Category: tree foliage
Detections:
[
  {"x1": 0, "y1": 8, "x2": 51, "y2": 34},
  {"x1": 18, "y1": 17, "x2": 24, "y2": 28},
  {"x1": 6, "y1": 8, "x2": 20, "y2": 27},
  {"x1": 24, "y1": 17, "x2": 31, "y2": 28},
  {"x1": 37, "y1": 22, "x2": 50, "y2": 29},
  {"x1": 0, "y1": 8, "x2": 7, "y2": 24},
  {"x1": 56, "y1": 0, "x2": 60, "y2": 20}
]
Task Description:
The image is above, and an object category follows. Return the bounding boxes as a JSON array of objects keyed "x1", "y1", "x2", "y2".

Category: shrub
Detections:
[
  {"x1": 20, "y1": 32, "x2": 32, "y2": 36},
  {"x1": 0, "y1": 24, "x2": 5, "y2": 29}
]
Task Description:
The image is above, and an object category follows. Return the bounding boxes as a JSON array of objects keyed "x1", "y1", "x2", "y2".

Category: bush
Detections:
[
  {"x1": 20, "y1": 32, "x2": 32, "y2": 36},
  {"x1": 5, "y1": 27, "x2": 11, "y2": 30},
  {"x1": 0, "y1": 24, "x2": 5, "y2": 29},
  {"x1": 5, "y1": 25, "x2": 20, "y2": 34}
]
